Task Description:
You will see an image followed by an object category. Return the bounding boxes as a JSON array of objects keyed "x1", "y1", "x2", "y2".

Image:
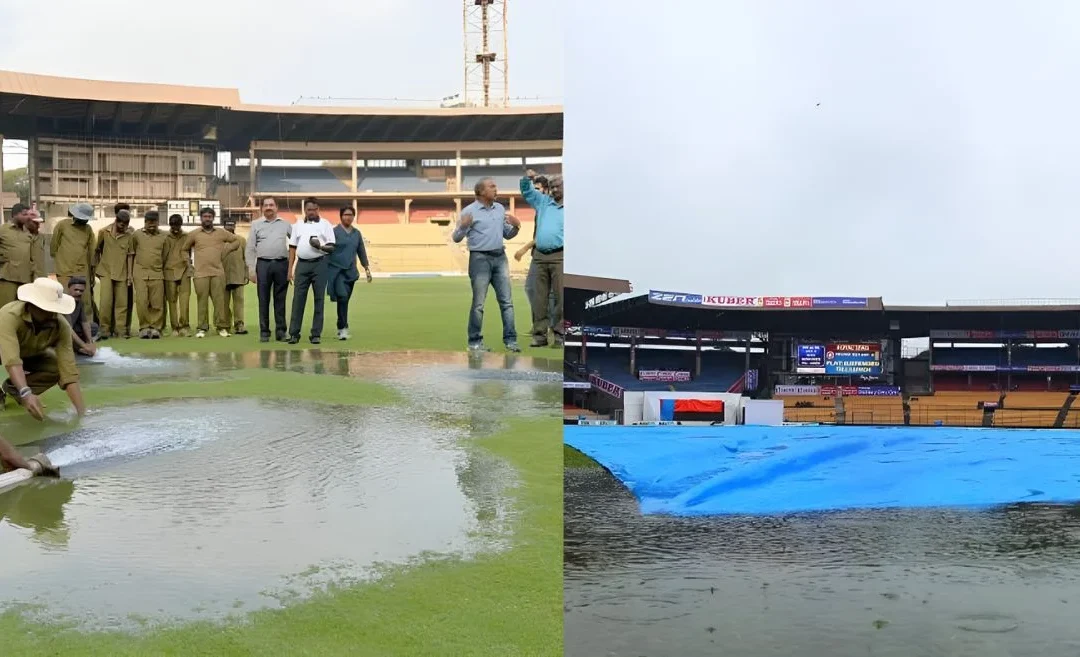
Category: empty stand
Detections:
[
  {"x1": 843, "y1": 396, "x2": 905, "y2": 425},
  {"x1": 781, "y1": 395, "x2": 836, "y2": 424},
  {"x1": 583, "y1": 349, "x2": 751, "y2": 393}
]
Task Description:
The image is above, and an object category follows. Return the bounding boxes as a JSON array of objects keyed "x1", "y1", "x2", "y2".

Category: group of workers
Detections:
[{"x1": 0, "y1": 194, "x2": 375, "y2": 473}]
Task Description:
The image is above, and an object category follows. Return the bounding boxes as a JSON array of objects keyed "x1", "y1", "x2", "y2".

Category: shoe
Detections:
[
  {"x1": 98, "y1": 334, "x2": 109, "y2": 342},
  {"x1": 195, "y1": 330, "x2": 206, "y2": 339},
  {"x1": 235, "y1": 327, "x2": 248, "y2": 335},
  {"x1": 553, "y1": 335, "x2": 564, "y2": 348},
  {"x1": 260, "y1": 335, "x2": 270, "y2": 343},
  {"x1": 530, "y1": 338, "x2": 549, "y2": 348},
  {"x1": 310, "y1": 337, "x2": 321, "y2": 345},
  {"x1": 338, "y1": 328, "x2": 350, "y2": 340},
  {"x1": 151, "y1": 330, "x2": 161, "y2": 339},
  {"x1": 178, "y1": 328, "x2": 189, "y2": 338},
  {"x1": 468, "y1": 343, "x2": 488, "y2": 352},
  {"x1": 276, "y1": 334, "x2": 288, "y2": 342},
  {"x1": 505, "y1": 342, "x2": 522, "y2": 353},
  {"x1": 218, "y1": 329, "x2": 230, "y2": 338},
  {"x1": 286, "y1": 336, "x2": 300, "y2": 345},
  {"x1": 139, "y1": 329, "x2": 151, "y2": 339}
]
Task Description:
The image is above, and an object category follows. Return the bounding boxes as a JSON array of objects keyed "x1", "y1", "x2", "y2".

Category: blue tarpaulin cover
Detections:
[{"x1": 564, "y1": 425, "x2": 1080, "y2": 515}]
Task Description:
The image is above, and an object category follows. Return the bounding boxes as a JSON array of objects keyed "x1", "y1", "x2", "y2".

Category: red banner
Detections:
[
  {"x1": 762, "y1": 296, "x2": 813, "y2": 309},
  {"x1": 673, "y1": 399, "x2": 725, "y2": 413}
]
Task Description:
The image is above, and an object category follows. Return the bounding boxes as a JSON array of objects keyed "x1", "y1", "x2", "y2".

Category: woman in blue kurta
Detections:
[{"x1": 326, "y1": 207, "x2": 372, "y2": 340}]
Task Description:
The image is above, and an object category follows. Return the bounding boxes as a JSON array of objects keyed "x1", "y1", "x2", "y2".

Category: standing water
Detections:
[{"x1": 0, "y1": 350, "x2": 560, "y2": 630}]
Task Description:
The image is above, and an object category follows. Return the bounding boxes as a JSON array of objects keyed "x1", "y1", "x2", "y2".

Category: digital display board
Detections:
[
  {"x1": 825, "y1": 343, "x2": 883, "y2": 376},
  {"x1": 796, "y1": 344, "x2": 826, "y2": 374}
]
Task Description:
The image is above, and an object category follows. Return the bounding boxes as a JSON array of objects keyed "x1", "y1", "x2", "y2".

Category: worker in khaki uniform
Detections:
[
  {"x1": 0, "y1": 278, "x2": 86, "y2": 421},
  {"x1": 0, "y1": 209, "x2": 35, "y2": 308},
  {"x1": 221, "y1": 217, "x2": 249, "y2": 334},
  {"x1": 164, "y1": 214, "x2": 193, "y2": 336},
  {"x1": 26, "y1": 211, "x2": 46, "y2": 280},
  {"x1": 182, "y1": 207, "x2": 240, "y2": 338},
  {"x1": 94, "y1": 209, "x2": 135, "y2": 340},
  {"x1": 50, "y1": 203, "x2": 98, "y2": 321},
  {"x1": 129, "y1": 210, "x2": 169, "y2": 339}
]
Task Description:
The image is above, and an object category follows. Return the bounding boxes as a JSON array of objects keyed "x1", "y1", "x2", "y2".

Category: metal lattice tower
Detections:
[{"x1": 463, "y1": 0, "x2": 509, "y2": 107}]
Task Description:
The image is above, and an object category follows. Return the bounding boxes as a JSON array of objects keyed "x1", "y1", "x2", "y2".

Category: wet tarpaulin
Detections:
[{"x1": 563, "y1": 424, "x2": 1080, "y2": 515}]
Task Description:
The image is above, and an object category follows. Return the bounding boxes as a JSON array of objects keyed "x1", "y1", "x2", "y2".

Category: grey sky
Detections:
[
  {"x1": 0, "y1": 0, "x2": 562, "y2": 164},
  {"x1": 566, "y1": 1, "x2": 1080, "y2": 305}
]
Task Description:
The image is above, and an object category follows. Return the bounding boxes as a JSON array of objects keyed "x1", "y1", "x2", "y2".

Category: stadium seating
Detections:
[
  {"x1": 255, "y1": 167, "x2": 350, "y2": 193},
  {"x1": 583, "y1": 349, "x2": 751, "y2": 392},
  {"x1": 781, "y1": 395, "x2": 836, "y2": 424},
  {"x1": 843, "y1": 396, "x2": 904, "y2": 425}
]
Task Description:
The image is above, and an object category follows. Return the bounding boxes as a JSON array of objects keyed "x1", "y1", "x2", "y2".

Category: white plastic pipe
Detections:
[{"x1": 0, "y1": 468, "x2": 35, "y2": 494}]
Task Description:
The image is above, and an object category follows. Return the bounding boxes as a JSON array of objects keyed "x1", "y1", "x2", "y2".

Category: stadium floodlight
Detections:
[{"x1": 463, "y1": 0, "x2": 509, "y2": 107}]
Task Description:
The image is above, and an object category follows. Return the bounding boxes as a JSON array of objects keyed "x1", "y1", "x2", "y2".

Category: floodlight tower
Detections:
[{"x1": 463, "y1": 0, "x2": 509, "y2": 107}]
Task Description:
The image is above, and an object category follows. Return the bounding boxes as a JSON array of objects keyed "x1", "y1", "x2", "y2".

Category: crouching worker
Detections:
[
  {"x1": 63, "y1": 276, "x2": 97, "y2": 357},
  {"x1": 0, "y1": 278, "x2": 87, "y2": 421}
]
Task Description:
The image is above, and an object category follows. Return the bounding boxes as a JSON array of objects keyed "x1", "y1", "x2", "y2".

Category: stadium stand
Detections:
[{"x1": 583, "y1": 349, "x2": 751, "y2": 393}]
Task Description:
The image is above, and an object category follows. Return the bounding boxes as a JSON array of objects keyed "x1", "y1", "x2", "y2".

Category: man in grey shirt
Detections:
[
  {"x1": 452, "y1": 177, "x2": 522, "y2": 352},
  {"x1": 245, "y1": 197, "x2": 293, "y2": 342}
]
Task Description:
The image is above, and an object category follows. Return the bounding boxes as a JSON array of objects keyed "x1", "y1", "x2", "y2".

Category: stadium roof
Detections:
[
  {"x1": 0, "y1": 70, "x2": 563, "y2": 151},
  {"x1": 565, "y1": 274, "x2": 633, "y2": 324},
  {"x1": 582, "y1": 293, "x2": 1080, "y2": 338}
]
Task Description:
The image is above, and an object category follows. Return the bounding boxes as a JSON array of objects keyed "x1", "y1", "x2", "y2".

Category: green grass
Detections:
[
  {"x1": 0, "y1": 417, "x2": 562, "y2": 656},
  {"x1": 1, "y1": 277, "x2": 564, "y2": 656},
  {"x1": 564, "y1": 444, "x2": 602, "y2": 469},
  {"x1": 102, "y1": 277, "x2": 551, "y2": 355}
]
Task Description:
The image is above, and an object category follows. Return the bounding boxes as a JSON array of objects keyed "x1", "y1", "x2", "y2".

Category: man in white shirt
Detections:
[{"x1": 287, "y1": 197, "x2": 336, "y2": 344}]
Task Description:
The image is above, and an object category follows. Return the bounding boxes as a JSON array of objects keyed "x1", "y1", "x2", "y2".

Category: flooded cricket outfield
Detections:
[
  {"x1": 0, "y1": 349, "x2": 560, "y2": 630},
  {"x1": 564, "y1": 463, "x2": 1080, "y2": 657}
]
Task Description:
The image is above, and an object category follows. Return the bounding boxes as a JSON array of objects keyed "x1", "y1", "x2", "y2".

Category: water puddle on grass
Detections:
[{"x1": 0, "y1": 349, "x2": 560, "y2": 631}]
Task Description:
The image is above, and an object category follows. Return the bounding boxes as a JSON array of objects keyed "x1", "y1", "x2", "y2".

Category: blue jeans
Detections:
[
  {"x1": 468, "y1": 250, "x2": 517, "y2": 345},
  {"x1": 525, "y1": 259, "x2": 557, "y2": 326}
]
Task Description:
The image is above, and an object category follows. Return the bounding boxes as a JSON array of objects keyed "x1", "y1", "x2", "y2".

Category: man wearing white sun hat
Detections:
[{"x1": 0, "y1": 278, "x2": 86, "y2": 421}]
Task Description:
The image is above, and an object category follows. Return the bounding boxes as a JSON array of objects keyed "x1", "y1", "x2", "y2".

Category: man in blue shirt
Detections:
[
  {"x1": 452, "y1": 177, "x2": 522, "y2": 352},
  {"x1": 520, "y1": 169, "x2": 564, "y2": 347}
]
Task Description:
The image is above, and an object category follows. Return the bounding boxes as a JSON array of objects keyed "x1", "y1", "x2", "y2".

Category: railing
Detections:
[{"x1": 785, "y1": 406, "x2": 1080, "y2": 429}]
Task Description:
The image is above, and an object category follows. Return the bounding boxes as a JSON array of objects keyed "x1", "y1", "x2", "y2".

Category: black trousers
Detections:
[
  {"x1": 290, "y1": 257, "x2": 328, "y2": 339},
  {"x1": 256, "y1": 258, "x2": 289, "y2": 338}
]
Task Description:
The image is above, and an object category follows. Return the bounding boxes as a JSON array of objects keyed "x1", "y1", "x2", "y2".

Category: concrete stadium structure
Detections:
[
  {"x1": 0, "y1": 70, "x2": 562, "y2": 275},
  {"x1": 564, "y1": 281, "x2": 1080, "y2": 429}
]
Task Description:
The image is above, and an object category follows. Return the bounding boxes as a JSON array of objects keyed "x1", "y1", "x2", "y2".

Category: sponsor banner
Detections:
[
  {"x1": 930, "y1": 364, "x2": 997, "y2": 372},
  {"x1": 812, "y1": 296, "x2": 869, "y2": 309},
  {"x1": 588, "y1": 374, "x2": 624, "y2": 399},
  {"x1": 612, "y1": 327, "x2": 643, "y2": 338},
  {"x1": 820, "y1": 385, "x2": 901, "y2": 397},
  {"x1": 579, "y1": 419, "x2": 617, "y2": 426},
  {"x1": 929, "y1": 330, "x2": 971, "y2": 339},
  {"x1": 774, "y1": 385, "x2": 820, "y2": 396},
  {"x1": 931, "y1": 364, "x2": 1080, "y2": 373},
  {"x1": 638, "y1": 369, "x2": 692, "y2": 383},
  {"x1": 703, "y1": 295, "x2": 764, "y2": 308},
  {"x1": 825, "y1": 342, "x2": 883, "y2": 376},
  {"x1": 745, "y1": 369, "x2": 759, "y2": 391},
  {"x1": 930, "y1": 329, "x2": 1080, "y2": 340},
  {"x1": 762, "y1": 296, "x2": 813, "y2": 309},
  {"x1": 563, "y1": 381, "x2": 591, "y2": 390},
  {"x1": 649, "y1": 290, "x2": 704, "y2": 305}
]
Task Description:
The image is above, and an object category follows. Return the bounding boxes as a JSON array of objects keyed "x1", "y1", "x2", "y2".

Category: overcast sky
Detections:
[
  {"x1": 0, "y1": 0, "x2": 562, "y2": 165},
  {"x1": 566, "y1": 1, "x2": 1080, "y2": 305}
]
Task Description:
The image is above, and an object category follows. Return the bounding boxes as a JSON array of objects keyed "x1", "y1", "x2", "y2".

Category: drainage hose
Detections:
[{"x1": 0, "y1": 454, "x2": 59, "y2": 494}]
